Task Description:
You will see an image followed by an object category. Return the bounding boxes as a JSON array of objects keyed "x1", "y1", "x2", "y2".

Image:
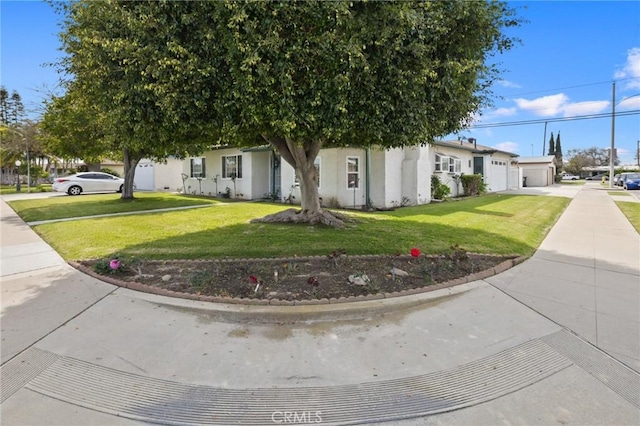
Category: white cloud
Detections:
[
  {"x1": 562, "y1": 100, "x2": 610, "y2": 116},
  {"x1": 514, "y1": 94, "x2": 568, "y2": 116},
  {"x1": 497, "y1": 80, "x2": 522, "y2": 89},
  {"x1": 615, "y1": 47, "x2": 640, "y2": 89},
  {"x1": 617, "y1": 95, "x2": 640, "y2": 110},
  {"x1": 514, "y1": 94, "x2": 611, "y2": 117},
  {"x1": 494, "y1": 141, "x2": 519, "y2": 153},
  {"x1": 477, "y1": 107, "x2": 517, "y2": 122},
  {"x1": 492, "y1": 107, "x2": 518, "y2": 117}
]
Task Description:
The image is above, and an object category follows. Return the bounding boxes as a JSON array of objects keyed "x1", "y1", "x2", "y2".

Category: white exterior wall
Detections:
[
  {"x1": 184, "y1": 148, "x2": 255, "y2": 198},
  {"x1": 155, "y1": 158, "x2": 184, "y2": 192},
  {"x1": 431, "y1": 145, "x2": 474, "y2": 197},
  {"x1": 400, "y1": 146, "x2": 431, "y2": 205},
  {"x1": 368, "y1": 148, "x2": 390, "y2": 208},
  {"x1": 381, "y1": 148, "x2": 404, "y2": 208}
]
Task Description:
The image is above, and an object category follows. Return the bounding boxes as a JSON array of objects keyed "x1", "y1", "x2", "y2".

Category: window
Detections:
[
  {"x1": 449, "y1": 157, "x2": 461, "y2": 173},
  {"x1": 294, "y1": 157, "x2": 321, "y2": 188},
  {"x1": 190, "y1": 158, "x2": 206, "y2": 178},
  {"x1": 222, "y1": 155, "x2": 242, "y2": 179},
  {"x1": 347, "y1": 156, "x2": 359, "y2": 188},
  {"x1": 435, "y1": 153, "x2": 449, "y2": 172}
]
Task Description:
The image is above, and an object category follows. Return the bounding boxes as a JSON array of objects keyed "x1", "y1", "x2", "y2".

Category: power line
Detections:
[
  {"x1": 468, "y1": 109, "x2": 640, "y2": 129},
  {"x1": 498, "y1": 77, "x2": 640, "y2": 98}
]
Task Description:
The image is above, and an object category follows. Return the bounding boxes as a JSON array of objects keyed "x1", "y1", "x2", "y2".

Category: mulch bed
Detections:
[{"x1": 76, "y1": 251, "x2": 520, "y2": 304}]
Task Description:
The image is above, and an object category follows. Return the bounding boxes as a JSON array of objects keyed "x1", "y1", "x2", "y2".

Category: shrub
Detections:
[
  {"x1": 461, "y1": 174, "x2": 486, "y2": 196},
  {"x1": 431, "y1": 175, "x2": 451, "y2": 200}
]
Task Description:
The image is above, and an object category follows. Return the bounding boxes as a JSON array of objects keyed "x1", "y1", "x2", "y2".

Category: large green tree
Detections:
[
  {"x1": 54, "y1": 1, "x2": 217, "y2": 198},
  {"x1": 40, "y1": 85, "x2": 112, "y2": 170},
  {"x1": 56, "y1": 1, "x2": 520, "y2": 213}
]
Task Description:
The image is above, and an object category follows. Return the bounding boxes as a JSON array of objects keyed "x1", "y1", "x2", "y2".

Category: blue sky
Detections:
[{"x1": 2, "y1": 1, "x2": 639, "y2": 164}]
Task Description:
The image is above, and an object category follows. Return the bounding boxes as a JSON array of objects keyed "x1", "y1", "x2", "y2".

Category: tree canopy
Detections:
[{"x1": 53, "y1": 0, "x2": 521, "y2": 214}]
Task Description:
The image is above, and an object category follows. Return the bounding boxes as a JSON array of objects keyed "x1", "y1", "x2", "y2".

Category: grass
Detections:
[
  {"x1": 608, "y1": 191, "x2": 631, "y2": 196},
  {"x1": 8, "y1": 192, "x2": 221, "y2": 222},
  {"x1": 1, "y1": 184, "x2": 51, "y2": 195},
  {"x1": 559, "y1": 181, "x2": 586, "y2": 186},
  {"x1": 616, "y1": 201, "x2": 640, "y2": 233},
  {"x1": 18, "y1": 193, "x2": 570, "y2": 261}
]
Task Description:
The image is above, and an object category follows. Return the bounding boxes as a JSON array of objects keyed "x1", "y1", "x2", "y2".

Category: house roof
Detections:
[
  {"x1": 433, "y1": 139, "x2": 519, "y2": 157},
  {"x1": 518, "y1": 155, "x2": 556, "y2": 164}
]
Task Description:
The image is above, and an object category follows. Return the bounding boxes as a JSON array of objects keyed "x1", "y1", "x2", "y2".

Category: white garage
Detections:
[{"x1": 488, "y1": 158, "x2": 509, "y2": 192}]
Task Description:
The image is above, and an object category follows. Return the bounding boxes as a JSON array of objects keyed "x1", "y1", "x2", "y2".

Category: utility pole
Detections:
[
  {"x1": 609, "y1": 81, "x2": 615, "y2": 189},
  {"x1": 542, "y1": 122, "x2": 548, "y2": 156}
]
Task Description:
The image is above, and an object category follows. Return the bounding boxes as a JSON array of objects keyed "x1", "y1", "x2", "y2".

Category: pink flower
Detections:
[
  {"x1": 410, "y1": 248, "x2": 421, "y2": 258},
  {"x1": 109, "y1": 259, "x2": 120, "y2": 270}
]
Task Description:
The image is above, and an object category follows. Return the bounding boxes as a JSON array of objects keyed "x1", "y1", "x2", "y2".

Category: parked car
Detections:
[
  {"x1": 585, "y1": 173, "x2": 608, "y2": 181},
  {"x1": 561, "y1": 173, "x2": 580, "y2": 180},
  {"x1": 613, "y1": 174, "x2": 621, "y2": 186},
  {"x1": 53, "y1": 172, "x2": 126, "y2": 196},
  {"x1": 621, "y1": 173, "x2": 640, "y2": 190},
  {"x1": 618, "y1": 173, "x2": 633, "y2": 187}
]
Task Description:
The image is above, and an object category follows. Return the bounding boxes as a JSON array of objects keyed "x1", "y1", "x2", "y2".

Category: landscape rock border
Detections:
[{"x1": 70, "y1": 254, "x2": 527, "y2": 306}]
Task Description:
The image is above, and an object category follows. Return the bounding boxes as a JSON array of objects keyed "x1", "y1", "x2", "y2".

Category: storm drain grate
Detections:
[
  {"x1": 26, "y1": 338, "x2": 570, "y2": 425},
  {"x1": 542, "y1": 329, "x2": 640, "y2": 409},
  {"x1": 1, "y1": 347, "x2": 59, "y2": 403}
]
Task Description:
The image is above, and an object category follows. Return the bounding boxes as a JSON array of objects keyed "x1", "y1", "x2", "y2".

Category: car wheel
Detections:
[
  {"x1": 118, "y1": 184, "x2": 123, "y2": 193},
  {"x1": 68, "y1": 185, "x2": 82, "y2": 196},
  {"x1": 572, "y1": 178, "x2": 577, "y2": 180}
]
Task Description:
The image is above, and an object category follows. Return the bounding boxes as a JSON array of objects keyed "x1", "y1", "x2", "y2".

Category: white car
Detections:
[
  {"x1": 561, "y1": 173, "x2": 579, "y2": 181},
  {"x1": 53, "y1": 172, "x2": 126, "y2": 196}
]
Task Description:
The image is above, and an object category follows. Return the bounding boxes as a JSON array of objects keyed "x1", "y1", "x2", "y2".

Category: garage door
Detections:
[
  {"x1": 135, "y1": 162, "x2": 155, "y2": 191},
  {"x1": 488, "y1": 159, "x2": 508, "y2": 192}
]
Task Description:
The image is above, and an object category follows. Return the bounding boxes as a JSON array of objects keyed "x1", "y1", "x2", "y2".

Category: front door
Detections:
[{"x1": 473, "y1": 157, "x2": 484, "y2": 175}]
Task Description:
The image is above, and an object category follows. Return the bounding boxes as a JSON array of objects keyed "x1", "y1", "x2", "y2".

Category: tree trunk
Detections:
[
  {"x1": 252, "y1": 136, "x2": 345, "y2": 227},
  {"x1": 121, "y1": 148, "x2": 140, "y2": 200}
]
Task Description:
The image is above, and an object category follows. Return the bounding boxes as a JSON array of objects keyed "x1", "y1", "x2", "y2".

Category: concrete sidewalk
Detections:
[{"x1": 1, "y1": 186, "x2": 639, "y2": 425}]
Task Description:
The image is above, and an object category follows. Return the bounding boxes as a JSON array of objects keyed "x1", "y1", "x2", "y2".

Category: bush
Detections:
[
  {"x1": 100, "y1": 168, "x2": 121, "y2": 177},
  {"x1": 461, "y1": 174, "x2": 486, "y2": 196},
  {"x1": 431, "y1": 175, "x2": 451, "y2": 200}
]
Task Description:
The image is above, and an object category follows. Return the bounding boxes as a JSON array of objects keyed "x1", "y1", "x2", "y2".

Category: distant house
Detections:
[
  {"x1": 182, "y1": 139, "x2": 519, "y2": 209},
  {"x1": 519, "y1": 156, "x2": 558, "y2": 187}
]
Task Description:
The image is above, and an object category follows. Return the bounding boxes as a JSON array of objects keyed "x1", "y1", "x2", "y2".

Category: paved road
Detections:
[{"x1": 1, "y1": 184, "x2": 638, "y2": 425}]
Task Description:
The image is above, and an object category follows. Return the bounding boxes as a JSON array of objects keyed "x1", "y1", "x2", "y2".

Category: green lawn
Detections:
[
  {"x1": 20, "y1": 193, "x2": 570, "y2": 261},
  {"x1": 8, "y1": 192, "x2": 221, "y2": 222},
  {"x1": 1, "y1": 184, "x2": 51, "y2": 195},
  {"x1": 608, "y1": 191, "x2": 631, "y2": 196},
  {"x1": 616, "y1": 201, "x2": 640, "y2": 233}
]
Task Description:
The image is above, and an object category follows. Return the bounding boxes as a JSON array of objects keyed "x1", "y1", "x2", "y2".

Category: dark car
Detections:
[{"x1": 621, "y1": 173, "x2": 640, "y2": 190}]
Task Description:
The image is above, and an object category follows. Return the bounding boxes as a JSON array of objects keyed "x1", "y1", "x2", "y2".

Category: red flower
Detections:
[
  {"x1": 249, "y1": 275, "x2": 258, "y2": 284},
  {"x1": 410, "y1": 248, "x2": 421, "y2": 258}
]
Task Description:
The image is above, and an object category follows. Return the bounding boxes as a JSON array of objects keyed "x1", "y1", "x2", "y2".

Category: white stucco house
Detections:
[
  {"x1": 182, "y1": 138, "x2": 519, "y2": 209},
  {"x1": 518, "y1": 156, "x2": 558, "y2": 187}
]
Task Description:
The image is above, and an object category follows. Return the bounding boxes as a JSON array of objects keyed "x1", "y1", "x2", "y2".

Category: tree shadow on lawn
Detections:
[{"x1": 94, "y1": 216, "x2": 534, "y2": 261}]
